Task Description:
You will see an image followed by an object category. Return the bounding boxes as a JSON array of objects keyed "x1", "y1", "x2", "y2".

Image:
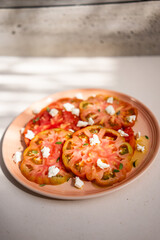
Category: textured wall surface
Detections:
[{"x1": 0, "y1": 1, "x2": 160, "y2": 56}]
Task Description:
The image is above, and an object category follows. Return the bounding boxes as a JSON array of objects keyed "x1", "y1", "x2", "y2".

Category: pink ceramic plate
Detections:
[{"x1": 2, "y1": 89, "x2": 160, "y2": 200}]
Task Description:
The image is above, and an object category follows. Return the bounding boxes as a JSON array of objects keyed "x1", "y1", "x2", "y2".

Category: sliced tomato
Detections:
[
  {"x1": 80, "y1": 95, "x2": 138, "y2": 130},
  {"x1": 24, "y1": 97, "x2": 82, "y2": 146},
  {"x1": 123, "y1": 127, "x2": 136, "y2": 149},
  {"x1": 62, "y1": 125, "x2": 133, "y2": 186},
  {"x1": 20, "y1": 129, "x2": 73, "y2": 185}
]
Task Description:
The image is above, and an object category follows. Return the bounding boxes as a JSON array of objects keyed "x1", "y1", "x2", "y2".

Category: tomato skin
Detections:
[
  {"x1": 80, "y1": 95, "x2": 138, "y2": 130},
  {"x1": 20, "y1": 129, "x2": 73, "y2": 185},
  {"x1": 23, "y1": 98, "x2": 82, "y2": 146},
  {"x1": 123, "y1": 127, "x2": 136, "y2": 149},
  {"x1": 62, "y1": 125, "x2": 133, "y2": 186}
]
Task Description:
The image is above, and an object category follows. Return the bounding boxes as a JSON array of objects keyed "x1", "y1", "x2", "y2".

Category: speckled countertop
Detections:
[{"x1": 0, "y1": 1, "x2": 160, "y2": 56}]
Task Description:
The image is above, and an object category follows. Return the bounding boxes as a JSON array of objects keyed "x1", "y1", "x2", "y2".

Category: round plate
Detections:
[{"x1": 2, "y1": 89, "x2": 160, "y2": 200}]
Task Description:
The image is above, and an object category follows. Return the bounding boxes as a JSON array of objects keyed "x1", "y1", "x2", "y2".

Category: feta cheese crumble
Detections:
[
  {"x1": 69, "y1": 129, "x2": 75, "y2": 132},
  {"x1": 118, "y1": 129, "x2": 129, "y2": 137},
  {"x1": 107, "y1": 97, "x2": 113, "y2": 104},
  {"x1": 13, "y1": 151, "x2": 22, "y2": 163},
  {"x1": 88, "y1": 117, "x2": 94, "y2": 125},
  {"x1": 20, "y1": 127, "x2": 25, "y2": 134},
  {"x1": 89, "y1": 134, "x2": 100, "y2": 146},
  {"x1": 25, "y1": 130, "x2": 35, "y2": 140},
  {"x1": 105, "y1": 105, "x2": 115, "y2": 115},
  {"x1": 97, "y1": 158, "x2": 110, "y2": 169},
  {"x1": 77, "y1": 120, "x2": 88, "y2": 127},
  {"x1": 136, "y1": 144, "x2": 145, "y2": 152},
  {"x1": 63, "y1": 103, "x2": 75, "y2": 112},
  {"x1": 48, "y1": 166, "x2": 60, "y2": 178},
  {"x1": 126, "y1": 115, "x2": 136, "y2": 123},
  {"x1": 74, "y1": 177, "x2": 84, "y2": 189},
  {"x1": 41, "y1": 147, "x2": 50, "y2": 158},
  {"x1": 71, "y1": 108, "x2": 80, "y2": 116},
  {"x1": 32, "y1": 107, "x2": 41, "y2": 114},
  {"x1": 135, "y1": 131, "x2": 141, "y2": 139},
  {"x1": 49, "y1": 108, "x2": 58, "y2": 117},
  {"x1": 75, "y1": 93, "x2": 84, "y2": 100}
]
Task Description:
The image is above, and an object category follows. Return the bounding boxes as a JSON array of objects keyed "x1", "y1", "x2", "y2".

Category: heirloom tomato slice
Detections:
[
  {"x1": 62, "y1": 125, "x2": 133, "y2": 186},
  {"x1": 122, "y1": 127, "x2": 136, "y2": 149},
  {"x1": 20, "y1": 129, "x2": 72, "y2": 185},
  {"x1": 24, "y1": 97, "x2": 82, "y2": 146},
  {"x1": 80, "y1": 95, "x2": 138, "y2": 130}
]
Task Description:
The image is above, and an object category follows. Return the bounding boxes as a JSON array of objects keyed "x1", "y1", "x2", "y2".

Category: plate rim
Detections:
[{"x1": 2, "y1": 88, "x2": 160, "y2": 200}]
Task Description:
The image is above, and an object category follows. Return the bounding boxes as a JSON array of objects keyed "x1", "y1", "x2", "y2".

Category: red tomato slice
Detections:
[
  {"x1": 62, "y1": 125, "x2": 133, "y2": 186},
  {"x1": 123, "y1": 127, "x2": 136, "y2": 149},
  {"x1": 24, "y1": 98, "x2": 82, "y2": 146},
  {"x1": 80, "y1": 95, "x2": 138, "y2": 130},
  {"x1": 20, "y1": 129, "x2": 73, "y2": 185}
]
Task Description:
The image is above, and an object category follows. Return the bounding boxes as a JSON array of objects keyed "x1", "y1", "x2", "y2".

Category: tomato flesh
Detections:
[
  {"x1": 80, "y1": 95, "x2": 138, "y2": 130},
  {"x1": 24, "y1": 98, "x2": 82, "y2": 146},
  {"x1": 62, "y1": 125, "x2": 133, "y2": 186},
  {"x1": 20, "y1": 129, "x2": 72, "y2": 185}
]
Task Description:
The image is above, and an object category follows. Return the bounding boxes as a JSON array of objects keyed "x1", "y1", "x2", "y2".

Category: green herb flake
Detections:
[
  {"x1": 35, "y1": 117, "x2": 40, "y2": 122},
  {"x1": 145, "y1": 135, "x2": 149, "y2": 139},
  {"x1": 113, "y1": 169, "x2": 120, "y2": 173},
  {"x1": 83, "y1": 143, "x2": 89, "y2": 146},
  {"x1": 46, "y1": 107, "x2": 50, "y2": 112},
  {"x1": 31, "y1": 150, "x2": 38, "y2": 154},
  {"x1": 98, "y1": 109, "x2": 101, "y2": 112},
  {"x1": 39, "y1": 184, "x2": 46, "y2": 187},
  {"x1": 116, "y1": 110, "x2": 120, "y2": 116},
  {"x1": 67, "y1": 178, "x2": 70, "y2": 182},
  {"x1": 119, "y1": 163, "x2": 123, "y2": 170},
  {"x1": 56, "y1": 157, "x2": 60, "y2": 162},
  {"x1": 133, "y1": 160, "x2": 137, "y2": 168},
  {"x1": 33, "y1": 117, "x2": 39, "y2": 123},
  {"x1": 55, "y1": 141, "x2": 62, "y2": 144}
]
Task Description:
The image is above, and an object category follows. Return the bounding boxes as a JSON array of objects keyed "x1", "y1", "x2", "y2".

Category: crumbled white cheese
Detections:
[
  {"x1": 48, "y1": 166, "x2": 60, "y2": 178},
  {"x1": 69, "y1": 129, "x2": 75, "y2": 132},
  {"x1": 105, "y1": 105, "x2": 115, "y2": 115},
  {"x1": 126, "y1": 115, "x2": 136, "y2": 123},
  {"x1": 97, "y1": 158, "x2": 110, "y2": 169},
  {"x1": 13, "y1": 151, "x2": 22, "y2": 163},
  {"x1": 88, "y1": 117, "x2": 94, "y2": 125},
  {"x1": 25, "y1": 130, "x2": 35, "y2": 140},
  {"x1": 49, "y1": 108, "x2": 58, "y2": 117},
  {"x1": 118, "y1": 129, "x2": 129, "y2": 137},
  {"x1": 63, "y1": 103, "x2": 75, "y2": 112},
  {"x1": 137, "y1": 144, "x2": 145, "y2": 152},
  {"x1": 74, "y1": 177, "x2": 84, "y2": 189},
  {"x1": 107, "y1": 97, "x2": 113, "y2": 104},
  {"x1": 89, "y1": 134, "x2": 100, "y2": 146},
  {"x1": 75, "y1": 93, "x2": 84, "y2": 100},
  {"x1": 32, "y1": 107, "x2": 41, "y2": 114},
  {"x1": 71, "y1": 108, "x2": 80, "y2": 116},
  {"x1": 77, "y1": 120, "x2": 88, "y2": 127},
  {"x1": 20, "y1": 127, "x2": 25, "y2": 134},
  {"x1": 135, "y1": 131, "x2": 141, "y2": 139},
  {"x1": 41, "y1": 147, "x2": 50, "y2": 158}
]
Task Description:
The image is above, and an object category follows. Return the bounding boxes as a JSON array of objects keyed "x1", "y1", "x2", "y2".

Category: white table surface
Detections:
[{"x1": 0, "y1": 56, "x2": 160, "y2": 240}]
